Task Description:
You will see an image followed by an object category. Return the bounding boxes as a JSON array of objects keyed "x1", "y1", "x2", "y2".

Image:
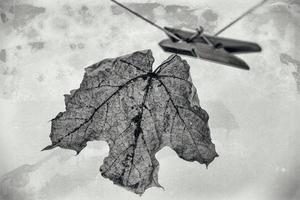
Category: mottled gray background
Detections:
[{"x1": 0, "y1": 0, "x2": 299, "y2": 199}]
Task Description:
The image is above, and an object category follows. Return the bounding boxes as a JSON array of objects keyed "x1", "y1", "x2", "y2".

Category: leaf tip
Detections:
[
  {"x1": 205, "y1": 163, "x2": 209, "y2": 169},
  {"x1": 41, "y1": 144, "x2": 57, "y2": 151},
  {"x1": 75, "y1": 150, "x2": 82, "y2": 155},
  {"x1": 158, "y1": 184, "x2": 165, "y2": 191},
  {"x1": 141, "y1": 49, "x2": 152, "y2": 56},
  {"x1": 204, "y1": 153, "x2": 219, "y2": 169}
]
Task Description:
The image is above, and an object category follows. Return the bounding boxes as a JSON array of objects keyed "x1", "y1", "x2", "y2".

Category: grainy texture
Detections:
[{"x1": 44, "y1": 50, "x2": 218, "y2": 194}]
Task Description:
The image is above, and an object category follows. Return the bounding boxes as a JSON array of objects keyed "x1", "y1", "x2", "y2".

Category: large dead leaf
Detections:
[{"x1": 43, "y1": 50, "x2": 218, "y2": 194}]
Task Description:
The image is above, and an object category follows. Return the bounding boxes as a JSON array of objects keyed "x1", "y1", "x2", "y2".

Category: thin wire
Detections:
[
  {"x1": 214, "y1": 0, "x2": 268, "y2": 36},
  {"x1": 110, "y1": 0, "x2": 182, "y2": 41}
]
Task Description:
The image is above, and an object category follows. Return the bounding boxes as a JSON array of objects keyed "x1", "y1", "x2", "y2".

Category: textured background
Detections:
[{"x1": 0, "y1": 0, "x2": 299, "y2": 199}]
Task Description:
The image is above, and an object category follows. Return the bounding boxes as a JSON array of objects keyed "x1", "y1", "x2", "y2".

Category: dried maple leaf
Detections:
[{"x1": 43, "y1": 50, "x2": 218, "y2": 194}]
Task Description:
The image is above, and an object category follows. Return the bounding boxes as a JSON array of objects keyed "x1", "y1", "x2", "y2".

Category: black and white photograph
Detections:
[{"x1": 0, "y1": 0, "x2": 299, "y2": 199}]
